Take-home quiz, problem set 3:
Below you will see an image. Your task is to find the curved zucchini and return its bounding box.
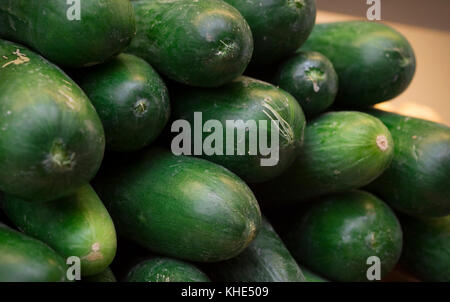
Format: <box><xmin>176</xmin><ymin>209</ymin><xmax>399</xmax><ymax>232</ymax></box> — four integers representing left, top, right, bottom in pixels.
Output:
<box><xmin>94</xmin><ymin>148</ymin><xmax>261</xmax><ymax>262</ymax></box>
<box><xmin>282</xmin><ymin>191</ymin><xmax>403</xmax><ymax>282</ymax></box>
<box><xmin>128</xmin><ymin>0</ymin><xmax>253</xmax><ymax>87</ymax></box>
<box><xmin>301</xmin><ymin>21</ymin><xmax>416</xmax><ymax>107</ymax></box>
<box><xmin>205</xmin><ymin>217</ymin><xmax>305</xmax><ymax>282</ymax></box>
<box><xmin>171</xmin><ymin>76</ymin><xmax>306</xmax><ymax>183</ymax></box>
<box><xmin>1</xmin><ymin>185</ymin><xmax>117</xmax><ymax>276</ymax></box>
<box><xmin>367</xmin><ymin>110</ymin><xmax>450</xmax><ymax>217</ymax></box>
<box><xmin>75</xmin><ymin>54</ymin><xmax>170</xmax><ymax>152</ymax></box>
<box><xmin>0</xmin><ymin>40</ymin><xmax>105</xmax><ymax>202</ymax></box>
<box><xmin>125</xmin><ymin>258</ymin><xmax>210</xmax><ymax>282</ymax></box>
<box><xmin>0</xmin><ymin>0</ymin><xmax>135</xmax><ymax>68</ymax></box>
<box><xmin>0</xmin><ymin>223</ymin><xmax>67</xmax><ymax>282</ymax></box>
<box><xmin>253</xmin><ymin>111</ymin><xmax>394</xmax><ymax>205</ymax></box>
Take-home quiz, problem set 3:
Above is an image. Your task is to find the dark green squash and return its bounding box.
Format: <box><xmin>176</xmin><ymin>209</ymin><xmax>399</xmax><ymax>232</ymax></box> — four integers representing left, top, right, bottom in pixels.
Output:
<box><xmin>282</xmin><ymin>191</ymin><xmax>403</xmax><ymax>282</ymax></box>
<box><xmin>94</xmin><ymin>148</ymin><xmax>261</xmax><ymax>262</ymax></box>
<box><xmin>128</xmin><ymin>0</ymin><xmax>253</xmax><ymax>87</ymax></box>
<box><xmin>0</xmin><ymin>39</ymin><xmax>105</xmax><ymax>202</ymax></box>
<box><xmin>301</xmin><ymin>21</ymin><xmax>416</xmax><ymax>107</ymax></box>
<box><xmin>76</xmin><ymin>54</ymin><xmax>170</xmax><ymax>152</ymax></box>
<box><xmin>0</xmin><ymin>0</ymin><xmax>135</xmax><ymax>68</ymax></box>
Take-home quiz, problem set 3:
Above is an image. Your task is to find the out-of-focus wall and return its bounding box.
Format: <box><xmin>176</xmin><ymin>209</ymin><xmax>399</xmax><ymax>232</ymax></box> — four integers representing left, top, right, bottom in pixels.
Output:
<box><xmin>315</xmin><ymin>0</ymin><xmax>450</xmax><ymax>125</ymax></box>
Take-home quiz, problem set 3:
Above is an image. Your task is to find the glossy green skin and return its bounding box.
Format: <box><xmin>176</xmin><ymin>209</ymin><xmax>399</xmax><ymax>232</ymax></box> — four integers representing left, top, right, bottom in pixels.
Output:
<box><xmin>0</xmin><ymin>40</ymin><xmax>105</xmax><ymax>202</ymax></box>
<box><xmin>300</xmin><ymin>266</ymin><xmax>328</xmax><ymax>282</ymax></box>
<box><xmin>283</xmin><ymin>191</ymin><xmax>403</xmax><ymax>282</ymax></box>
<box><xmin>301</xmin><ymin>21</ymin><xmax>416</xmax><ymax>107</ymax></box>
<box><xmin>171</xmin><ymin>76</ymin><xmax>306</xmax><ymax>183</ymax></box>
<box><xmin>206</xmin><ymin>217</ymin><xmax>305</xmax><ymax>282</ymax></box>
<box><xmin>273</xmin><ymin>51</ymin><xmax>338</xmax><ymax>117</ymax></box>
<box><xmin>0</xmin><ymin>223</ymin><xmax>67</xmax><ymax>282</ymax></box>
<box><xmin>225</xmin><ymin>0</ymin><xmax>316</xmax><ymax>66</ymax></box>
<box><xmin>95</xmin><ymin>148</ymin><xmax>262</xmax><ymax>262</ymax></box>
<box><xmin>400</xmin><ymin>215</ymin><xmax>450</xmax><ymax>282</ymax></box>
<box><xmin>1</xmin><ymin>185</ymin><xmax>117</xmax><ymax>276</ymax></box>
<box><xmin>252</xmin><ymin>111</ymin><xmax>394</xmax><ymax>205</ymax></box>
<box><xmin>83</xmin><ymin>267</ymin><xmax>117</xmax><ymax>282</ymax></box>
<box><xmin>125</xmin><ymin>258</ymin><xmax>210</xmax><ymax>282</ymax></box>
<box><xmin>367</xmin><ymin>110</ymin><xmax>450</xmax><ymax>217</ymax></box>
<box><xmin>76</xmin><ymin>54</ymin><xmax>170</xmax><ymax>152</ymax></box>
<box><xmin>128</xmin><ymin>0</ymin><xmax>253</xmax><ymax>87</ymax></box>
<box><xmin>0</xmin><ymin>0</ymin><xmax>135</xmax><ymax>68</ymax></box>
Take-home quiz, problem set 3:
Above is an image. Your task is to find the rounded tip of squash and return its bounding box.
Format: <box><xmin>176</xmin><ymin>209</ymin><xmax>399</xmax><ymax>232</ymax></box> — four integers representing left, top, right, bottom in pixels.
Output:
<box><xmin>133</xmin><ymin>99</ymin><xmax>149</xmax><ymax>117</ymax></box>
<box><xmin>44</xmin><ymin>139</ymin><xmax>76</xmax><ymax>172</ymax></box>
<box><xmin>376</xmin><ymin>135</ymin><xmax>389</xmax><ymax>151</ymax></box>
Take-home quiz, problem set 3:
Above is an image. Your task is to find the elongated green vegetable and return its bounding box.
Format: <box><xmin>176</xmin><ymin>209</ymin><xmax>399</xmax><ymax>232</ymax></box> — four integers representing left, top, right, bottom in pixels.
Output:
<box><xmin>171</xmin><ymin>76</ymin><xmax>305</xmax><ymax>183</ymax></box>
<box><xmin>224</xmin><ymin>0</ymin><xmax>316</xmax><ymax>66</ymax></box>
<box><xmin>367</xmin><ymin>110</ymin><xmax>450</xmax><ymax>217</ymax></box>
<box><xmin>0</xmin><ymin>39</ymin><xmax>105</xmax><ymax>202</ymax></box>
<box><xmin>273</xmin><ymin>51</ymin><xmax>338</xmax><ymax>117</ymax></box>
<box><xmin>253</xmin><ymin>111</ymin><xmax>394</xmax><ymax>205</ymax></box>
<box><xmin>282</xmin><ymin>191</ymin><xmax>402</xmax><ymax>282</ymax></box>
<box><xmin>2</xmin><ymin>185</ymin><xmax>117</xmax><ymax>276</ymax></box>
<box><xmin>128</xmin><ymin>0</ymin><xmax>253</xmax><ymax>87</ymax></box>
<box><xmin>95</xmin><ymin>148</ymin><xmax>262</xmax><ymax>262</ymax></box>
<box><xmin>75</xmin><ymin>54</ymin><xmax>170</xmax><ymax>152</ymax></box>
<box><xmin>0</xmin><ymin>223</ymin><xmax>67</xmax><ymax>282</ymax></box>
<box><xmin>0</xmin><ymin>0</ymin><xmax>135</xmax><ymax>68</ymax></box>
<box><xmin>301</xmin><ymin>21</ymin><xmax>416</xmax><ymax>107</ymax></box>
<box><xmin>125</xmin><ymin>258</ymin><xmax>210</xmax><ymax>282</ymax></box>
<box><xmin>205</xmin><ymin>217</ymin><xmax>305</xmax><ymax>282</ymax></box>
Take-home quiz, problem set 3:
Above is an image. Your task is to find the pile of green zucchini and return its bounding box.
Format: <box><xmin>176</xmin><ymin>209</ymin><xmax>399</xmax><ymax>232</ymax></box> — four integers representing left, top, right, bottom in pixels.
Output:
<box><xmin>0</xmin><ymin>0</ymin><xmax>449</xmax><ymax>283</ymax></box>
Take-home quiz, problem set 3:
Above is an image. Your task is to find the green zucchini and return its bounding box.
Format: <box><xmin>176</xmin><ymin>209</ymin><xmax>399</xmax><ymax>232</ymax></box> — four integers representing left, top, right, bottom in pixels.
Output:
<box><xmin>252</xmin><ymin>111</ymin><xmax>394</xmax><ymax>205</ymax></box>
<box><xmin>0</xmin><ymin>40</ymin><xmax>105</xmax><ymax>202</ymax></box>
<box><xmin>282</xmin><ymin>191</ymin><xmax>403</xmax><ymax>282</ymax></box>
<box><xmin>273</xmin><ymin>51</ymin><xmax>338</xmax><ymax>117</ymax></box>
<box><xmin>128</xmin><ymin>0</ymin><xmax>253</xmax><ymax>87</ymax></box>
<box><xmin>75</xmin><ymin>54</ymin><xmax>170</xmax><ymax>152</ymax></box>
<box><xmin>0</xmin><ymin>0</ymin><xmax>135</xmax><ymax>68</ymax></box>
<box><xmin>301</xmin><ymin>21</ymin><xmax>416</xmax><ymax>107</ymax></box>
<box><xmin>0</xmin><ymin>223</ymin><xmax>67</xmax><ymax>282</ymax></box>
<box><xmin>224</xmin><ymin>0</ymin><xmax>316</xmax><ymax>66</ymax></box>
<box><xmin>367</xmin><ymin>110</ymin><xmax>450</xmax><ymax>217</ymax></box>
<box><xmin>171</xmin><ymin>76</ymin><xmax>306</xmax><ymax>183</ymax></box>
<box><xmin>205</xmin><ymin>217</ymin><xmax>305</xmax><ymax>282</ymax></box>
<box><xmin>1</xmin><ymin>185</ymin><xmax>117</xmax><ymax>276</ymax></box>
<box><xmin>400</xmin><ymin>215</ymin><xmax>450</xmax><ymax>282</ymax></box>
<box><xmin>83</xmin><ymin>267</ymin><xmax>117</xmax><ymax>282</ymax></box>
<box><xmin>94</xmin><ymin>148</ymin><xmax>261</xmax><ymax>262</ymax></box>
<box><xmin>125</xmin><ymin>258</ymin><xmax>210</xmax><ymax>282</ymax></box>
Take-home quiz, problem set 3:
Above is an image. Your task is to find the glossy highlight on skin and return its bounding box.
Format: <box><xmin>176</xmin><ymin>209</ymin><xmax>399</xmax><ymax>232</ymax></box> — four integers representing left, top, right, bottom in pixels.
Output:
<box><xmin>367</xmin><ymin>109</ymin><xmax>450</xmax><ymax>217</ymax></box>
<box><xmin>128</xmin><ymin>0</ymin><xmax>253</xmax><ymax>87</ymax></box>
<box><xmin>94</xmin><ymin>148</ymin><xmax>262</xmax><ymax>262</ymax></box>
<box><xmin>2</xmin><ymin>185</ymin><xmax>117</xmax><ymax>276</ymax></box>
<box><xmin>0</xmin><ymin>0</ymin><xmax>136</xmax><ymax>68</ymax></box>
<box><xmin>301</xmin><ymin>21</ymin><xmax>416</xmax><ymax>107</ymax></box>
<box><xmin>252</xmin><ymin>111</ymin><xmax>394</xmax><ymax>205</ymax></box>
<box><xmin>0</xmin><ymin>40</ymin><xmax>105</xmax><ymax>202</ymax></box>
<box><xmin>282</xmin><ymin>191</ymin><xmax>403</xmax><ymax>282</ymax></box>
<box><xmin>75</xmin><ymin>54</ymin><xmax>170</xmax><ymax>152</ymax></box>
<box><xmin>171</xmin><ymin>76</ymin><xmax>306</xmax><ymax>183</ymax></box>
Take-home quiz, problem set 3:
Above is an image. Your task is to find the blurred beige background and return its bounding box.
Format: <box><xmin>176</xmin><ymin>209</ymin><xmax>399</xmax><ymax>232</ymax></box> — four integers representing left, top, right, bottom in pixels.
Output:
<box><xmin>316</xmin><ymin>0</ymin><xmax>450</xmax><ymax>125</ymax></box>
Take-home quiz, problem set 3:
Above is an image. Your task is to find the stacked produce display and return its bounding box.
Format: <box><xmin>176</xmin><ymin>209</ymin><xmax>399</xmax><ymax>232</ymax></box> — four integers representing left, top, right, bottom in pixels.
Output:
<box><xmin>0</xmin><ymin>0</ymin><xmax>449</xmax><ymax>283</ymax></box>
